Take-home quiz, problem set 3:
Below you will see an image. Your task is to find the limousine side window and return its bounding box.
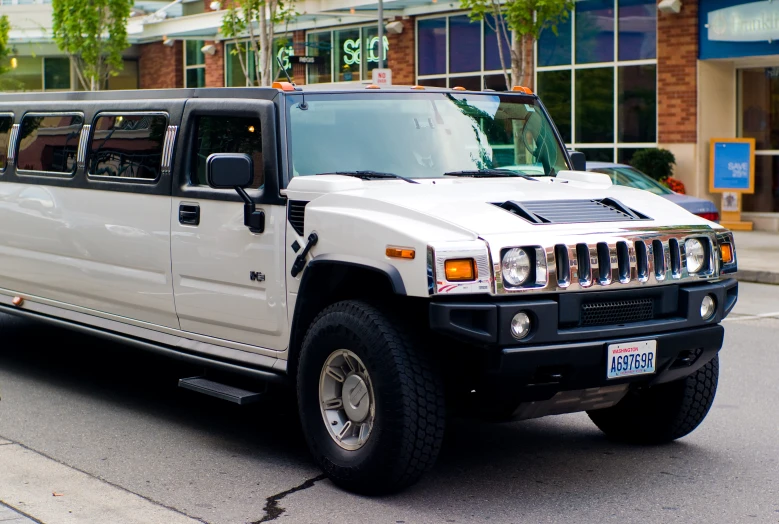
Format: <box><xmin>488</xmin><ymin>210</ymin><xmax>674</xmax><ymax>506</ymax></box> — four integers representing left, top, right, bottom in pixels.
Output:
<box><xmin>89</xmin><ymin>114</ymin><xmax>168</xmax><ymax>179</ymax></box>
<box><xmin>17</xmin><ymin>114</ymin><xmax>83</xmax><ymax>174</ymax></box>
<box><xmin>193</xmin><ymin>116</ymin><xmax>263</xmax><ymax>189</ymax></box>
<box><xmin>0</xmin><ymin>115</ymin><xmax>12</xmax><ymax>171</ymax></box>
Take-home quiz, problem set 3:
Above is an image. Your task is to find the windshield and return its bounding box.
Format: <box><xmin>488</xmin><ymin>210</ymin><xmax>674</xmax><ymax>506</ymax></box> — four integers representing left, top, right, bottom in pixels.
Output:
<box><xmin>590</xmin><ymin>166</ymin><xmax>673</xmax><ymax>195</ymax></box>
<box><xmin>288</xmin><ymin>92</ymin><xmax>568</xmax><ymax>179</ymax></box>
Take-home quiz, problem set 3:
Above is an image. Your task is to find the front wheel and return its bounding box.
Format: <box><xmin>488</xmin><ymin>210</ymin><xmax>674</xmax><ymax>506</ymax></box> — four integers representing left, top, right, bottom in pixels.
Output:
<box><xmin>587</xmin><ymin>356</ymin><xmax>719</xmax><ymax>444</ymax></box>
<box><xmin>297</xmin><ymin>300</ymin><xmax>445</xmax><ymax>494</ymax></box>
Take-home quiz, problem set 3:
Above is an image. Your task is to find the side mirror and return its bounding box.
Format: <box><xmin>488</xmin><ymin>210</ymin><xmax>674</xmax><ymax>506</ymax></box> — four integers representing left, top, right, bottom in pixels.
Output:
<box><xmin>206</xmin><ymin>153</ymin><xmax>254</xmax><ymax>189</ymax></box>
<box><xmin>205</xmin><ymin>153</ymin><xmax>265</xmax><ymax>234</ymax></box>
<box><xmin>568</xmin><ymin>150</ymin><xmax>586</xmax><ymax>172</ymax></box>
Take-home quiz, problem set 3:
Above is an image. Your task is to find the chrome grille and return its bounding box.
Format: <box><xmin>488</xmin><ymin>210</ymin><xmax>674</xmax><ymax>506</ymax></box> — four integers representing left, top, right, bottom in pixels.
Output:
<box><xmin>581</xmin><ymin>298</ymin><xmax>654</xmax><ymax>327</ymax></box>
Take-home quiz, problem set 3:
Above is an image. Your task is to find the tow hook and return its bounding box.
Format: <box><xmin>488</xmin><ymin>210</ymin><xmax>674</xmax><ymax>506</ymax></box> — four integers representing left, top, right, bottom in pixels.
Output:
<box><xmin>291</xmin><ymin>233</ymin><xmax>319</xmax><ymax>277</ymax></box>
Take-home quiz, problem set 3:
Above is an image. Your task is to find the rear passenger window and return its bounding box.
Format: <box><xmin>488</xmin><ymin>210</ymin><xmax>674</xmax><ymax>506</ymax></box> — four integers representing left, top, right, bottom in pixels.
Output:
<box><xmin>193</xmin><ymin>116</ymin><xmax>263</xmax><ymax>189</ymax></box>
<box><xmin>0</xmin><ymin>115</ymin><xmax>12</xmax><ymax>171</ymax></box>
<box><xmin>89</xmin><ymin>114</ymin><xmax>168</xmax><ymax>180</ymax></box>
<box><xmin>17</xmin><ymin>114</ymin><xmax>83</xmax><ymax>174</ymax></box>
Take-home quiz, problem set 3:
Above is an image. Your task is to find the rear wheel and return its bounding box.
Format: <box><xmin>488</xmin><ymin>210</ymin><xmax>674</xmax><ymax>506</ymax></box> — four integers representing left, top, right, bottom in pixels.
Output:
<box><xmin>297</xmin><ymin>300</ymin><xmax>445</xmax><ymax>494</ymax></box>
<box><xmin>587</xmin><ymin>356</ymin><xmax>719</xmax><ymax>444</ymax></box>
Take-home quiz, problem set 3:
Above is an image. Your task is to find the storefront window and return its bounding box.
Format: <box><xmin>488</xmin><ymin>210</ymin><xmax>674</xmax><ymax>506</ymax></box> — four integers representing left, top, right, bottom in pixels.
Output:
<box><xmin>484</xmin><ymin>15</ymin><xmax>513</xmax><ymax>71</ymax></box>
<box><xmin>334</xmin><ymin>28</ymin><xmax>361</xmax><ymax>82</ymax></box>
<box><xmin>185</xmin><ymin>40</ymin><xmax>206</xmax><ymax>88</ymax></box>
<box><xmin>273</xmin><ymin>36</ymin><xmax>294</xmax><ymax>82</ymax></box>
<box><xmin>225</xmin><ymin>43</ymin><xmax>248</xmax><ymax>87</ymax></box>
<box><xmin>44</xmin><ymin>57</ymin><xmax>70</xmax><ymax>90</ymax></box>
<box><xmin>306</xmin><ymin>25</ymin><xmax>389</xmax><ymax>84</ymax></box>
<box><xmin>306</xmin><ymin>32</ymin><xmax>333</xmax><ymax>84</ymax></box>
<box><xmin>2</xmin><ymin>56</ymin><xmax>43</xmax><ymax>91</ymax></box>
<box><xmin>449</xmin><ymin>15</ymin><xmax>481</xmax><ymax>73</ymax></box>
<box><xmin>537</xmin><ymin>0</ymin><xmax>657</xmax><ymax>161</ymax></box>
<box><xmin>417</xmin><ymin>18</ymin><xmax>446</xmax><ymax>76</ymax></box>
<box><xmin>362</xmin><ymin>26</ymin><xmax>388</xmax><ymax>76</ymax></box>
<box><xmin>108</xmin><ymin>60</ymin><xmax>139</xmax><ymax>90</ymax></box>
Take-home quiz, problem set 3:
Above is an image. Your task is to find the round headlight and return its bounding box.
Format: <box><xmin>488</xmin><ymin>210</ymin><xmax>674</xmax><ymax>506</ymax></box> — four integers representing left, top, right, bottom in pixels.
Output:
<box><xmin>511</xmin><ymin>311</ymin><xmax>532</xmax><ymax>339</ymax></box>
<box><xmin>502</xmin><ymin>248</ymin><xmax>531</xmax><ymax>286</ymax></box>
<box><xmin>685</xmin><ymin>239</ymin><xmax>706</xmax><ymax>273</ymax></box>
<box><xmin>700</xmin><ymin>294</ymin><xmax>716</xmax><ymax>320</ymax></box>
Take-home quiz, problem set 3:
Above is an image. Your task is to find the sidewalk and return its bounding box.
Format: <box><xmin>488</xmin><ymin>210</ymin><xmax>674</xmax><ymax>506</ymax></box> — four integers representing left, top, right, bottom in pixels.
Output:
<box><xmin>733</xmin><ymin>231</ymin><xmax>779</xmax><ymax>285</ymax></box>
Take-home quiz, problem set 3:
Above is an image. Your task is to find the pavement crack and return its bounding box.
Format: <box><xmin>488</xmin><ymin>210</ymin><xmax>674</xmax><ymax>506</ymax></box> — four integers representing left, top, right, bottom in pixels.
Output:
<box><xmin>252</xmin><ymin>474</ymin><xmax>327</xmax><ymax>523</ymax></box>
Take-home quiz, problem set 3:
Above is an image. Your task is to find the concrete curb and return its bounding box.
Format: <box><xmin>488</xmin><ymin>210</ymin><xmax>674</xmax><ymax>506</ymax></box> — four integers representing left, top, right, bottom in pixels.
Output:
<box><xmin>735</xmin><ymin>270</ymin><xmax>779</xmax><ymax>286</ymax></box>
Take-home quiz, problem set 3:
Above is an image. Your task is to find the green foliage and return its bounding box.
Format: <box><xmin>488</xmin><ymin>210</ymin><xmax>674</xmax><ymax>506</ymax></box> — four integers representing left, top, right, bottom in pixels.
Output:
<box><xmin>630</xmin><ymin>148</ymin><xmax>676</xmax><ymax>181</ymax></box>
<box><xmin>460</xmin><ymin>0</ymin><xmax>573</xmax><ymax>41</ymax></box>
<box><xmin>52</xmin><ymin>0</ymin><xmax>133</xmax><ymax>90</ymax></box>
<box><xmin>0</xmin><ymin>15</ymin><xmax>10</xmax><ymax>76</ymax></box>
<box><xmin>220</xmin><ymin>0</ymin><xmax>297</xmax><ymax>86</ymax></box>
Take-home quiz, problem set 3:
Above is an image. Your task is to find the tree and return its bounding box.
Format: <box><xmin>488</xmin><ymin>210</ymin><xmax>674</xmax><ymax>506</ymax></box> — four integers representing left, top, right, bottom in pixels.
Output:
<box><xmin>0</xmin><ymin>15</ymin><xmax>11</xmax><ymax>76</ymax></box>
<box><xmin>220</xmin><ymin>0</ymin><xmax>296</xmax><ymax>87</ymax></box>
<box><xmin>460</xmin><ymin>0</ymin><xmax>573</xmax><ymax>90</ymax></box>
<box><xmin>52</xmin><ymin>0</ymin><xmax>134</xmax><ymax>91</ymax></box>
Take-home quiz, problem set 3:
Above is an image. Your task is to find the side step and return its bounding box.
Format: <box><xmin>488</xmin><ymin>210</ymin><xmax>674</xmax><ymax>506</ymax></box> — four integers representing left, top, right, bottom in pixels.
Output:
<box><xmin>178</xmin><ymin>376</ymin><xmax>264</xmax><ymax>405</ymax></box>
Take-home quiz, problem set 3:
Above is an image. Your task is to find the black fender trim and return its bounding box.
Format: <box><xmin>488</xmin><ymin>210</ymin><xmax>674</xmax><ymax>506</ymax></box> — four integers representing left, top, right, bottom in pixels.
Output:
<box><xmin>305</xmin><ymin>254</ymin><xmax>407</xmax><ymax>295</ymax></box>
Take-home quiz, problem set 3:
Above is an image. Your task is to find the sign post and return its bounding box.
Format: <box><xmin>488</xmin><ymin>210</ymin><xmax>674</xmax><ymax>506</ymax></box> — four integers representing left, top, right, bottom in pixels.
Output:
<box><xmin>709</xmin><ymin>138</ymin><xmax>755</xmax><ymax>230</ymax></box>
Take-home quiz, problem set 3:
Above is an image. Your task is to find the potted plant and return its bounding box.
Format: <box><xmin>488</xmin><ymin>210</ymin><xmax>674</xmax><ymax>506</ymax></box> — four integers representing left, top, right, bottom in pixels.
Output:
<box><xmin>630</xmin><ymin>148</ymin><xmax>686</xmax><ymax>194</ymax></box>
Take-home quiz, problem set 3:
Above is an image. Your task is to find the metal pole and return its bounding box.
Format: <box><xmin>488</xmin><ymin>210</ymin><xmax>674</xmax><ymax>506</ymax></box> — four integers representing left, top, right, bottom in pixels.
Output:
<box><xmin>377</xmin><ymin>0</ymin><xmax>384</xmax><ymax>70</ymax></box>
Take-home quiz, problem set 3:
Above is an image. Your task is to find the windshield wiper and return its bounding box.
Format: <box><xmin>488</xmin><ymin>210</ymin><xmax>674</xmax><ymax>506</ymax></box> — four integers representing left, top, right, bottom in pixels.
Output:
<box><xmin>443</xmin><ymin>169</ymin><xmax>537</xmax><ymax>181</ymax></box>
<box><xmin>315</xmin><ymin>170</ymin><xmax>419</xmax><ymax>184</ymax></box>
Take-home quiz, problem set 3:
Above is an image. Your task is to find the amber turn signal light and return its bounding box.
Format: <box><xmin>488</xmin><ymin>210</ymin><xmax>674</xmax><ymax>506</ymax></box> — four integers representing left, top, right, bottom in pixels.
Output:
<box><xmin>445</xmin><ymin>259</ymin><xmax>476</xmax><ymax>281</ymax></box>
<box><xmin>721</xmin><ymin>243</ymin><xmax>734</xmax><ymax>264</ymax></box>
<box><xmin>386</xmin><ymin>246</ymin><xmax>415</xmax><ymax>260</ymax></box>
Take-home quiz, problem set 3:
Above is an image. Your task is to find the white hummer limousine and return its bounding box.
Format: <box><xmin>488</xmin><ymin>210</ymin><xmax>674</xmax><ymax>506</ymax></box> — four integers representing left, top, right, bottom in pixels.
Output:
<box><xmin>0</xmin><ymin>84</ymin><xmax>737</xmax><ymax>494</ymax></box>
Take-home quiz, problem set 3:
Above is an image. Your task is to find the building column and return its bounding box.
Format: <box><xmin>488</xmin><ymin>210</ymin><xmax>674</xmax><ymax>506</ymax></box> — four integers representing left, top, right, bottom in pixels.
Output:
<box><xmin>387</xmin><ymin>17</ymin><xmax>415</xmax><ymax>86</ymax></box>
<box><xmin>657</xmin><ymin>0</ymin><xmax>699</xmax><ymax>196</ymax></box>
<box><xmin>139</xmin><ymin>41</ymin><xmax>184</xmax><ymax>89</ymax></box>
<box><xmin>292</xmin><ymin>30</ymin><xmax>307</xmax><ymax>85</ymax></box>
<box><xmin>205</xmin><ymin>41</ymin><xmax>225</xmax><ymax>87</ymax></box>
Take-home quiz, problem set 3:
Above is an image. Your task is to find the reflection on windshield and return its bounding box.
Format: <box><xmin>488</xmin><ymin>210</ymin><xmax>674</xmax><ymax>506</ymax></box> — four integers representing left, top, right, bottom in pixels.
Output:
<box><xmin>289</xmin><ymin>93</ymin><xmax>568</xmax><ymax>179</ymax></box>
<box><xmin>592</xmin><ymin>167</ymin><xmax>673</xmax><ymax>195</ymax></box>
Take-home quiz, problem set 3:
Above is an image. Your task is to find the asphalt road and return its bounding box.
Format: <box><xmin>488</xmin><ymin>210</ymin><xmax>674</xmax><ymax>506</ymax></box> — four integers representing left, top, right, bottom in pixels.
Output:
<box><xmin>0</xmin><ymin>282</ymin><xmax>777</xmax><ymax>524</ymax></box>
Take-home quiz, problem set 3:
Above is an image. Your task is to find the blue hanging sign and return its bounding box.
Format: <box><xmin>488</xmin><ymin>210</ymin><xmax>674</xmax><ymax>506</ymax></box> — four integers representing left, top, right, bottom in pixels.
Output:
<box><xmin>709</xmin><ymin>138</ymin><xmax>755</xmax><ymax>193</ymax></box>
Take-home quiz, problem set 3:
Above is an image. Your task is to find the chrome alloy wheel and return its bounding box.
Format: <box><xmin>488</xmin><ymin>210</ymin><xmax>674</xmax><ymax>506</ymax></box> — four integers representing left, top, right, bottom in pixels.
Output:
<box><xmin>319</xmin><ymin>349</ymin><xmax>376</xmax><ymax>451</ymax></box>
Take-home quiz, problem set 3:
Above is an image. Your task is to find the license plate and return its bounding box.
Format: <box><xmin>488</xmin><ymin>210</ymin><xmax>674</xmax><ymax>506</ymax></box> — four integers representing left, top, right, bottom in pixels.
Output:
<box><xmin>607</xmin><ymin>340</ymin><xmax>657</xmax><ymax>379</ymax></box>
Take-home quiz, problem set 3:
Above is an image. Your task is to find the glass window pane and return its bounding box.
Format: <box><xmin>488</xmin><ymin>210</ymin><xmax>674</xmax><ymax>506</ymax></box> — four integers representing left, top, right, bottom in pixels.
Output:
<box><xmin>484</xmin><ymin>15</ymin><xmax>512</xmax><ymax>71</ymax></box>
<box><xmin>89</xmin><ymin>114</ymin><xmax>167</xmax><ymax>179</ymax></box>
<box><xmin>617</xmin><ymin>148</ymin><xmax>641</xmax><ymax>164</ymax></box>
<box><xmin>740</xmin><ymin>68</ymin><xmax>779</xmax><ymax>150</ymax></box>
<box><xmin>575</xmin><ymin>67</ymin><xmax>614</xmax><ymax>142</ymax></box>
<box><xmin>618</xmin><ymin>0</ymin><xmax>656</xmax><ymax>60</ymax></box>
<box><xmin>307</xmin><ymin>32</ymin><xmax>333</xmax><ymax>84</ymax></box>
<box><xmin>334</xmin><ymin>29</ymin><xmax>361</xmax><ymax>82</ymax></box>
<box><xmin>362</xmin><ymin>26</ymin><xmax>389</xmax><ymax>78</ymax></box>
<box><xmin>193</xmin><ymin>116</ymin><xmax>263</xmax><ymax>188</ymax></box>
<box><xmin>417</xmin><ymin>18</ymin><xmax>446</xmax><ymax>76</ymax></box>
<box><xmin>537</xmin><ymin>17</ymin><xmax>572</xmax><ymax>67</ymax></box>
<box><xmin>417</xmin><ymin>77</ymin><xmax>446</xmax><ymax>88</ymax></box>
<box><xmin>186</xmin><ymin>67</ymin><xmax>205</xmax><ymax>88</ymax></box>
<box><xmin>537</xmin><ymin>70</ymin><xmax>572</xmax><ymax>143</ymax></box>
<box><xmin>449</xmin><ymin>15</ymin><xmax>481</xmax><ymax>73</ymax></box>
<box><xmin>186</xmin><ymin>40</ymin><xmax>205</xmax><ymax>66</ymax></box>
<box><xmin>575</xmin><ymin>0</ymin><xmax>615</xmax><ymax>64</ymax></box>
<box><xmin>225</xmin><ymin>43</ymin><xmax>247</xmax><ymax>87</ymax></box>
<box><xmin>484</xmin><ymin>73</ymin><xmax>510</xmax><ymax>91</ymax></box>
<box><xmin>743</xmin><ymin>156</ymin><xmax>779</xmax><ymax>212</ymax></box>
<box><xmin>44</xmin><ymin>57</ymin><xmax>70</xmax><ymax>90</ymax></box>
<box><xmin>18</xmin><ymin>114</ymin><xmax>83</xmax><ymax>173</ymax></box>
<box><xmin>0</xmin><ymin>116</ymin><xmax>13</xmax><ymax>170</ymax></box>
<box><xmin>618</xmin><ymin>64</ymin><xmax>656</xmax><ymax>143</ymax></box>
<box><xmin>3</xmin><ymin>56</ymin><xmax>43</xmax><ymax>91</ymax></box>
<box><xmin>448</xmin><ymin>76</ymin><xmax>481</xmax><ymax>91</ymax></box>
<box><xmin>273</xmin><ymin>35</ymin><xmax>294</xmax><ymax>82</ymax></box>
<box><xmin>579</xmin><ymin>147</ymin><xmax>614</xmax><ymax>162</ymax></box>
<box><xmin>108</xmin><ymin>60</ymin><xmax>139</xmax><ymax>90</ymax></box>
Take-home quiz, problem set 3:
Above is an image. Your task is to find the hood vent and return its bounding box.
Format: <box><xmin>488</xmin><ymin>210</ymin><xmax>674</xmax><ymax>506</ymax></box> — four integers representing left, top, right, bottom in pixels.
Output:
<box><xmin>494</xmin><ymin>198</ymin><xmax>650</xmax><ymax>224</ymax></box>
<box><xmin>288</xmin><ymin>200</ymin><xmax>308</xmax><ymax>236</ymax></box>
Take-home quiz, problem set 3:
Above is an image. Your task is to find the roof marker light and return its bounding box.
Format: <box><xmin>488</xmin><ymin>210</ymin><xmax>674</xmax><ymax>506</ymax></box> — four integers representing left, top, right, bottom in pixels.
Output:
<box><xmin>272</xmin><ymin>81</ymin><xmax>295</xmax><ymax>91</ymax></box>
<box><xmin>452</xmin><ymin>86</ymin><xmax>467</xmax><ymax>91</ymax></box>
<box><xmin>411</xmin><ymin>85</ymin><xmax>425</xmax><ymax>90</ymax></box>
<box><xmin>512</xmin><ymin>86</ymin><xmax>533</xmax><ymax>94</ymax></box>
<box><xmin>365</xmin><ymin>84</ymin><xmax>380</xmax><ymax>89</ymax></box>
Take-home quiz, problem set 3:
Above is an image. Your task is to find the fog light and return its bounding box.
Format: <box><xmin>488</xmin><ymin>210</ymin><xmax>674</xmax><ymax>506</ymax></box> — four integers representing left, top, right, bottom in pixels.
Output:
<box><xmin>700</xmin><ymin>294</ymin><xmax>716</xmax><ymax>320</ymax></box>
<box><xmin>510</xmin><ymin>311</ymin><xmax>532</xmax><ymax>340</ymax></box>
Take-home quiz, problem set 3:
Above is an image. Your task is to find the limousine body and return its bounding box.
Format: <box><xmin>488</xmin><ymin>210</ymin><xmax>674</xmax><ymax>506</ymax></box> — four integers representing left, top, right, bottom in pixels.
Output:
<box><xmin>0</xmin><ymin>85</ymin><xmax>737</xmax><ymax>493</ymax></box>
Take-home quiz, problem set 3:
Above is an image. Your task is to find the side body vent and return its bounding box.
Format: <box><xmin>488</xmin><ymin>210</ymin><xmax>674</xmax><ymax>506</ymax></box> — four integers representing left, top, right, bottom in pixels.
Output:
<box><xmin>495</xmin><ymin>198</ymin><xmax>650</xmax><ymax>224</ymax></box>
<box><xmin>288</xmin><ymin>200</ymin><xmax>308</xmax><ymax>236</ymax></box>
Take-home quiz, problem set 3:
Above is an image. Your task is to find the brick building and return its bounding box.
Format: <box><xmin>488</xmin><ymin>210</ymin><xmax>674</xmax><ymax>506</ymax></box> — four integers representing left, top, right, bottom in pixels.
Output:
<box><xmin>3</xmin><ymin>0</ymin><xmax>779</xmax><ymax>227</ymax></box>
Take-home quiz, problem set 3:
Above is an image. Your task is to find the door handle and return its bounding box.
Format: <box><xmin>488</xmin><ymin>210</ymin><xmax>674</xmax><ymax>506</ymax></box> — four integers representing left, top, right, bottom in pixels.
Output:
<box><xmin>179</xmin><ymin>204</ymin><xmax>200</xmax><ymax>226</ymax></box>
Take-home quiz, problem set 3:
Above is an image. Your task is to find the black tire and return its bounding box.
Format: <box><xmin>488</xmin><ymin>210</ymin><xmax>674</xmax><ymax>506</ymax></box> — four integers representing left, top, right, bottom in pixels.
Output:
<box><xmin>587</xmin><ymin>356</ymin><xmax>719</xmax><ymax>444</ymax></box>
<box><xmin>297</xmin><ymin>300</ymin><xmax>445</xmax><ymax>494</ymax></box>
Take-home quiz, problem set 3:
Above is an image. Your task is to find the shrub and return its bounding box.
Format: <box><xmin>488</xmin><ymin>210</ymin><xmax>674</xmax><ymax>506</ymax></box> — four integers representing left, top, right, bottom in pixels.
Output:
<box><xmin>630</xmin><ymin>148</ymin><xmax>676</xmax><ymax>182</ymax></box>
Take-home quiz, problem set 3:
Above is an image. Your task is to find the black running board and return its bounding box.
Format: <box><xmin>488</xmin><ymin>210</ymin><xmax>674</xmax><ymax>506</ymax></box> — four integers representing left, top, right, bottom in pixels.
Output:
<box><xmin>179</xmin><ymin>376</ymin><xmax>265</xmax><ymax>404</ymax></box>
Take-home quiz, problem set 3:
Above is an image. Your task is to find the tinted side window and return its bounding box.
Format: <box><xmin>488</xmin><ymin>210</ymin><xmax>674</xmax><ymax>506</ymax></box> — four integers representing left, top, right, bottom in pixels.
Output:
<box><xmin>193</xmin><ymin>116</ymin><xmax>263</xmax><ymax>189</ymax></box>
<box><xmin>89</xmin><ymin>114</ymin><xmax>168</xmax><ymax>180</ymax></box>
<box><xmin>0</xmin><ymin>116</ymin><xmax>12</xmax><ymax>171</ymax></box>
<box><xmin>18</xmin><ymin>114</ymin><xmax>83</xmax><ymax>174</ymax></box>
